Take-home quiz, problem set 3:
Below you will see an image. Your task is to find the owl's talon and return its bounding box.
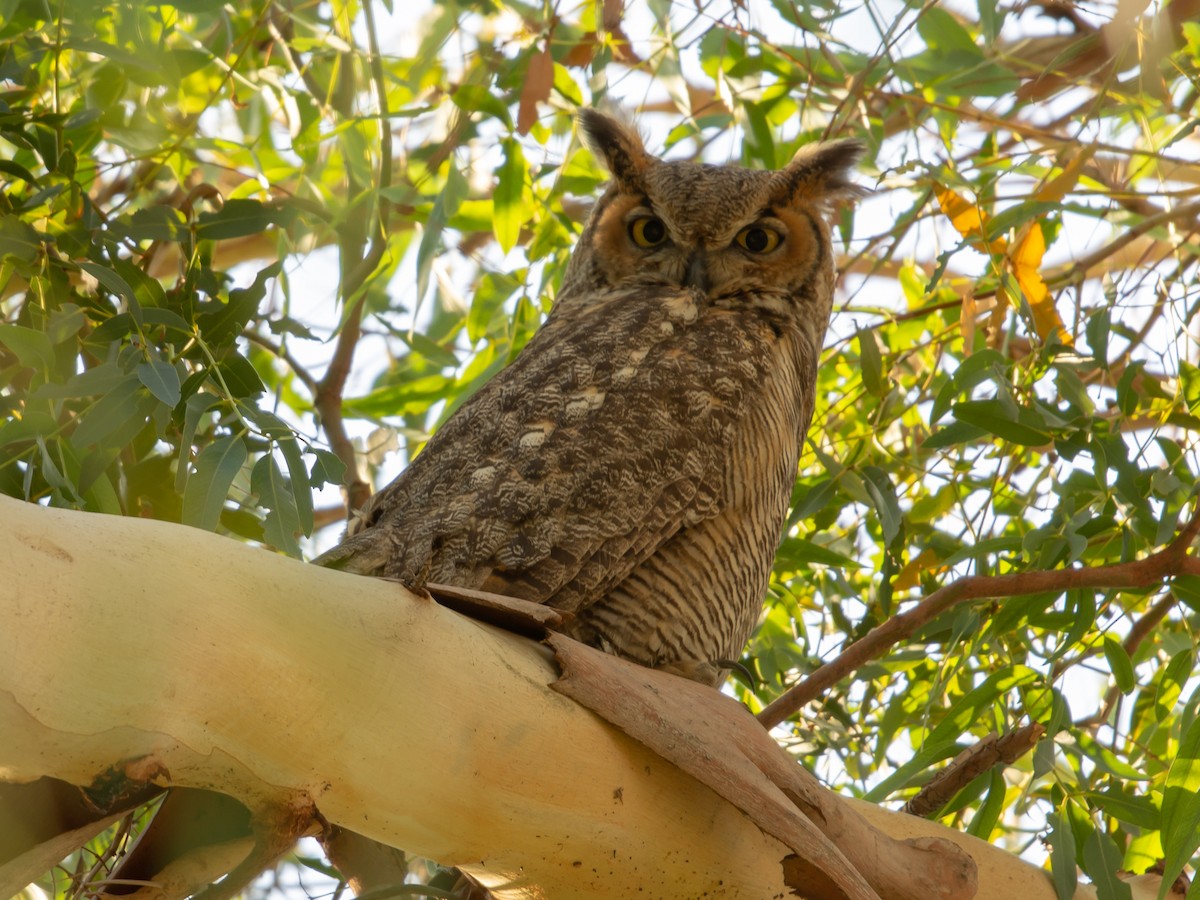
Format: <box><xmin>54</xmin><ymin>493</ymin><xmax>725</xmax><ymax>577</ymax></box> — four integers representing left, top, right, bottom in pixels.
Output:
<box><xmin>715</xmin><ymin>658</ymin><xmax>758</xmax><ymax>689</ymax></box>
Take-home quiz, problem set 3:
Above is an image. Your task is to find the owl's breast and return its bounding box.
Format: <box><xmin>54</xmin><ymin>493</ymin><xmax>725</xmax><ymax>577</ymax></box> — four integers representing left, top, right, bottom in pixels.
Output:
<box><xmin>559</xmin><ymin>300</ymin><xmax>820</xmax><ymax>676</ymax></box>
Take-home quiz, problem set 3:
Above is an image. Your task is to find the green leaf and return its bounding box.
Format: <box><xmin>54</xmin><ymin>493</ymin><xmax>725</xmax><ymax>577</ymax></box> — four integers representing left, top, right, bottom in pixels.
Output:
<box><xmin>416</xmin><ymin>164</ymin><xmax>469</xmax><ymax>302</ymax></box>
<box><xmin>1084</xmin><ymin>790</ymin><xmax>1159</xmax><ymax>831</ymax></box>
<box><xmin>78</xmin><ymin>260</ymin><xmax>143</xmax><ymax>328</ymax></box>
<box><xmin>397</xmin><ymin>329</ymin><xmax>460</xmax><ymax>370</ymax></box>
<box><xmin>117</xmin><ymin>206</ymin><xmax>189</xmax><ymax>242</ymax></box>
<box><xmin>922</xmin><ymin>420</ymin><xmax>990</xmax><ymax>450</ymax></box>
<box><xmin>775</xmin><ymin>537</ymin><xmax>864</xmax><ymax>569</ymax></box>
<box><xmin>1161</xmin><ymin>714</ymin><xmax>1200</xmax><ymax>897</ymax></box>
<box><xmin>0</xmin><ymin>159</ymin><xmax>39</xmax><ymax>186</ymax></box>
<box><xmin>242</xmin><ymin>406</ymin><xmax>312</xmax><ymax>536</ymax></box>
<box><xmin>468</xmin><ymin>271</ymin><xmax>521</xmax><ymax>343</ymax></box>
<box><xmin>857</xmin><ymin>329</ymin><xmax>885</xmax><ymax>396</ymax></box>
<box><xmin>343</xmin><ymin>375</ymin><xmax>454</xmax><ymax>417</ymax></box>
<box><xmin>953</xmin><ymin>399</ymin><xmax>1051</xmax><ymax>446</ymax></box>
<box><xmin>1180</xmin><ymin>361</ymin><xmax>1200</xmax><ymax>415</ymax></box>
<box><xmin>1062</xmin><ymin>590</ymin><xmax>1097</xmax><ymax>657</ymax></box>
<box><xmin>177</xmin><ymin>392</ymin><xmax>223</xmax><ymax>494</ymax></box>
<box><xmin>1116</xmin><ymin>362</ymin><xmax>1144</xmax><ymax>416</ymax></box>
<box><xmin>0</xmin><ymin>215</ymin><xmax>42</xmax><ymax>263</ymax></box>
<box><xmin>309</xmin><ymin>449</ymin><xmax>347</xmax><ymax>488</ymax></box>
<box><xmin>278</xmin><ymin>436</ymin><xmax>313</xmax><ymax>535</ymax></box>
<box><xmin>137</xmin><ymin>359</ymin><xmax>182</xmax><ymax>408</ymax></box>
<box><xmin>917</xmin><ymin>8</ymin><xmax>980</xmax><ymax>55</ymax></box>
<box><xmin>0</xmin><ymin>411</ymin><xmax>58</xmax><ymax>449</ymax></box>
<box><xmin>863</xmin><ymin>740</ymin><xmax>963</xmax><ymax>801</ymax></box>
<box><xmin>1047</xmin><ymin>809</ymin><xmax>1078</xmax><ymax>900</ymax></box>
<box><xmin>1173</xmin><ymin>575</ymin><xmax>1200</xmax><ymax>614</ymax></box>
<box><xmin>494</xmin><ymin>138</ymin><xmax>528</xmax><ymax>254</ymax></box>
<box><xmin>77</xmin><ymin>260</ymin><xmax>136</xmax><ymax>300</ymax></box>
<box><xmin>451</xmin><ymin>84</ymin><xmax>513</xmax><ymax>127</ymax></box>
<box><xmin>142</xmin><ymin>307</ymin><xmax>194</xmax><ymax>335</ymax></box>
<box><xmin>47</xmin><ymin>304</ymin><xmax>87</xmax><ymax>345</ymax></box>
<box><xmin>251</xmin><ymin>455</ymin><xmax>301</xmax><ymax>556</ymax></box>
<box><xmin>1158</xmin><ymin>648</ymin><xmax>1194</xmax><ymax>714</ymax></box>
<box><xmin>1086</xmin><ymin>306</ymin><xmax>1111</xmax><ymax>365</ymax></box>
<box><xmin>0</xmin><ymin>323</ymin><xmax>54</xmax><ymax>369</ymax></box>
<box><xmin>965</xmin><ymin>768</ymin><xmax>1005</xmax><ymax>838</ymax></box>
<box><xmin>71</xmin><ymin>373</ymin><xmax>144</xmax><ymax>447</ymax></box>
<box><xmin>1080</xmin><ymin>828</ymin><xmax>1132</xmax><ymax>900</ymax></box>
<box><xmin>1102</xmin><ymin>635</ymin><xmax>1135</xmax><ymax>695</ymax></box>
<box><xmin>214</xmin><ymin>353</ymin><xmax>265</xmax><ymax>399</ymax></box>
<box><xmin>788</xmin><ymin>477</ymin><xmax>838</xmax><ymax>526</ymax></box>
<box><xmin>986</xmin><ymin>200</ymin><xmax>1064</xmax><ymax>238</ymax></box>
<box><xmin>861</xmin><ymin>465</ymin><xmax>902</xmax><ymax>545</ymax></box>
<box><xmin>32</xmin><ymin>360</ymin><xmax>130</xmax><ymax>400</ymax></box>
<box><xmin>36</xmin><ymin>436</ymin><xmax>79</xmax><ymax>503</ymax></box>
<box><xmin>112</xmin><ymin>257</ymin><xmax>167</xmax><ymax>307</ymax></box>
<box><xmin>195</xmin><ymin>199</ymin><xmax>293</xmax><ymax>240</ymax></box>
<box><xmin>182</xmin><ymin>435</ymin><xmax>247</xmax><ymax>532</ymax></box>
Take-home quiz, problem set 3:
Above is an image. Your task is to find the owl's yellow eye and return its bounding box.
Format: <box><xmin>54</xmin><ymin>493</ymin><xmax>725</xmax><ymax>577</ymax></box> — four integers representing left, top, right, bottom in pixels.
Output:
<box><xmin>735</xmin><ymin>225</ymin><xmax>781</xmax><ymax>254</ymax></box>
<box><xmin>629</xmin><ymin>217</ymin><xmax>668</xmax><ymax>248</ymax></box>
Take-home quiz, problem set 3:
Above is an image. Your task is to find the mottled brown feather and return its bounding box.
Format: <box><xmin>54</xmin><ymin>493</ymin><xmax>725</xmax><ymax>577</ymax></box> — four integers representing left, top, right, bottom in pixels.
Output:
<box><xmin>314</xmin><ymin>112</ymin><xmax>863</xmax><ymax>685</ymax></box>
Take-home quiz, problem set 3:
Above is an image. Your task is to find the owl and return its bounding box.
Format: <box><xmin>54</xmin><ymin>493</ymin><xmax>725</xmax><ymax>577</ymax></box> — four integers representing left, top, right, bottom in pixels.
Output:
<box><xmin>315</xmin><ymin>110</ymin><xmax>863</xmax><ymax>685</ymax></box>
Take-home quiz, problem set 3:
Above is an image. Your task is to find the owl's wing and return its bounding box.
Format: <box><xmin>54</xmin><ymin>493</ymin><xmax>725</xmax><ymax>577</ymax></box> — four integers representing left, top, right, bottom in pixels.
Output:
<box><xmin>315</xmin><ymin>286</ymin><xmax>784</xmax><ymax>613</ymax></box>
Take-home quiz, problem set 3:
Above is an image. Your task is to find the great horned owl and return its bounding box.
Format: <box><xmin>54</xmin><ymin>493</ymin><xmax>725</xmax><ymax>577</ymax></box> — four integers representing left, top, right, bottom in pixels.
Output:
<box><xmin>315</xmin><ymin>110</ymin><xmax>863</xmax><ymax>685</ymax></box>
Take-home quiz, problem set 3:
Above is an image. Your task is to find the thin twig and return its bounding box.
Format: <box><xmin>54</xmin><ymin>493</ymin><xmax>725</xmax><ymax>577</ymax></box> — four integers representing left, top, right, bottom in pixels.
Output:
<box><xmin>243</xmin><ymin>330</ymin><xmax>320</xmax><ymax>396</ymax></box>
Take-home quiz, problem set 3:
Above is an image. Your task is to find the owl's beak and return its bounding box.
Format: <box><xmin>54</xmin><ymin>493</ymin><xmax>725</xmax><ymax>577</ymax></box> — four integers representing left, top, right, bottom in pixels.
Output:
<box><xmin>684</xmin><ymin>254</ymin><xmax>710</xmax><ymax>293</ymax></box>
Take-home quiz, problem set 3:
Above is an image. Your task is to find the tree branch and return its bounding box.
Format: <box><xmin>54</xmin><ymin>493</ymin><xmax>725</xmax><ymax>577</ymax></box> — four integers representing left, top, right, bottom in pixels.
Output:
<box><xmin>0</xmin><ymin>496</ymin><xmax>1164</xmax><ymax>900</ymax></box>
<box><xmin>757</xmin><ymin>504</ymin><xmax>1200</xmax><ymax>730</ymax></box>
<box><xmin>903</xmin><ymin>724</ymin><xmax>1045</xmax><ymax>819</ymax></box>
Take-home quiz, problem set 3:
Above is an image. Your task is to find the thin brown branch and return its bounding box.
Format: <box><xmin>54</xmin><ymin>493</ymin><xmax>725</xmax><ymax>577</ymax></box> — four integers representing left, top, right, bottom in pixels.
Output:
<box><xmin>313</xmin><ymin>503</ymin><xmax>349</xmax><ymax>533</ymax></box>
<box><xmin>313</xmin><ymin>0</ymin><xmax>395</xmax><ymax>518</ymax></box>
<box><xmin>243</xmin><ymin>330</ymin><xmax>319</xmax><ymax>397</ymax></box>
<box><xmin>1051</xmin><ymin>199</ymin><xmax>1200</xmax><ymax>284</ymax></box>
<box><xmin>312</xmin><ymin>287</ymin><xmax>370</xmax><ymax>517</ymax></box>
<box><xmin>903</xmin><ymin>724</ymin><xmax>1045</xmax><ymax>818</ymax></box>
<box><xmin>757</xmin><ymin>504</ymin><xmax>1200</xmax><ymax>731</ymax></box>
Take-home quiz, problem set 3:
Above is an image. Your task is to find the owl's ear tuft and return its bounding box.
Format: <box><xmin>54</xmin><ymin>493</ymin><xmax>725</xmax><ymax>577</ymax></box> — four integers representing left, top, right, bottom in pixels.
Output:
<box><xmin>771</xmin><ymin>138</ymin><xmax>868</xmax><ymax>209</ymax></box>
<box><xmin>578</xmin><ymin>109</ymin><xmax>652</xmax><ymax>190</ymax></box>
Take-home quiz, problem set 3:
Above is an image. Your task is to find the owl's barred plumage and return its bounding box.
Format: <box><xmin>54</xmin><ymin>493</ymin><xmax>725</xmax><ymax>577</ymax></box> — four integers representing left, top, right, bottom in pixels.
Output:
<box><xmin>315</xmin><ymin>111</ymin><xmax>863</xmax><ymax>684</ymax></box>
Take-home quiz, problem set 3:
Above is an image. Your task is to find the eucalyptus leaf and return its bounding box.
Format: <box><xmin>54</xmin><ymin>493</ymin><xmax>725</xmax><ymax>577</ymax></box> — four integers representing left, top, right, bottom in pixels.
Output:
<box><xmin>182</xmin><ymin>435</ymin><xmax>248</xmax><ymax>532</ymax></box>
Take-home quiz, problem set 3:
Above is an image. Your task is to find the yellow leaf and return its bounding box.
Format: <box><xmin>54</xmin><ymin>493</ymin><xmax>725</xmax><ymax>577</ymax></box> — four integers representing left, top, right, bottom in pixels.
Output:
<box><xmin>894</xmin><ymin>546</ymin><xmax>945</xmax><ymax>592</ymax></box>
<box><xmin>935</xmin><ymin>184</ymin><xmax>1005</xmax><ymax>254</ymax></box>
<box><xmin>1010</xmin><ymin>224</ymin><xmax>1073</xmax><ymax>347</ymax></box>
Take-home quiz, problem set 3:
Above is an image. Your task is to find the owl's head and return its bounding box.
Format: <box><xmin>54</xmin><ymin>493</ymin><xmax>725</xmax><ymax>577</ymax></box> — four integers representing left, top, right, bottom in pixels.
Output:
<box><xmin>560</xmin><ymin>110</ymin><xmax>864</xmax><ymax>322</ymax></box>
